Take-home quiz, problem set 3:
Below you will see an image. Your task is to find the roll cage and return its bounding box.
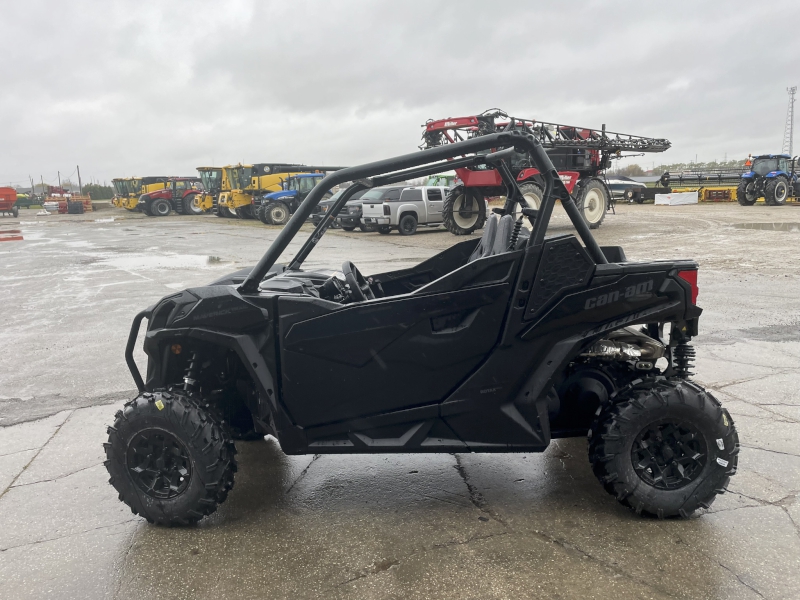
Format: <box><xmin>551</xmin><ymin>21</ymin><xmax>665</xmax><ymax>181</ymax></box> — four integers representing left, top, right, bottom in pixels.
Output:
<box><xmin>239</xmin><ymin>130</ymin><xmax>608</xmax><ymax>294</ymax></box>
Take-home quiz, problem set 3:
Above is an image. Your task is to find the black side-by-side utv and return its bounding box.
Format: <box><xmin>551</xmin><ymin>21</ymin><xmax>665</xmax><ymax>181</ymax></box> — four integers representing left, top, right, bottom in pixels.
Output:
<box><xmin>104</xmin><ymin>130</ymin><xmax>738</xmax><ymax>525</ymax></box>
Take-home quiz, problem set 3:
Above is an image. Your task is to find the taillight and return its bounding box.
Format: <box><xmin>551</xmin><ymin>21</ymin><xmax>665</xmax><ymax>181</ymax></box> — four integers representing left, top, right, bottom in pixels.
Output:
<box><xmin>678</xmin><ymin>270</ymin><xmax>698</xmax><ymax>304</ymax></box>
<box><xmin>383</xmin><ymin>204</ymin><xmax>391</xmax><ymax>216</ymax></box>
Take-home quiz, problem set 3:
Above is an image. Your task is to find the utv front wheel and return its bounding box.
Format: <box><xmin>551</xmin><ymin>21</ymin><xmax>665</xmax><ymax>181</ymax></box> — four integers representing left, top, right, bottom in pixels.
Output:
<box><xmin>104</xmin><ymin>390</ymin><xmax>237</xmax><ymax>526</ymax></box>
<box><xmin>589</xmin><ymin>378</ymin><xmax>738</xmax><ymax>518</ymax></box>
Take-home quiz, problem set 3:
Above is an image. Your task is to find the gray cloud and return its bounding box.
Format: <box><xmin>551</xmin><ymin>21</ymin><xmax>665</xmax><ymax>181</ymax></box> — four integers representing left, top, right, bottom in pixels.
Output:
<box><xmin>2</xmin><ymin>0</ymin><xmax>799</xmax><ymax>186</ymax></box>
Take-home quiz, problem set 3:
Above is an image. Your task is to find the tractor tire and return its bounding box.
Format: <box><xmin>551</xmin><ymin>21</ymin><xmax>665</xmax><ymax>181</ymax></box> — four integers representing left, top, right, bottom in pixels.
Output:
<box><xmin>183</xmin><ymin>194</ymin><xmax>204</xmax><ymax>216</ymax></box>
<box><xmin>737</xmin><ymin>179</ymin><xmax>758</xmax><ymax>206</ymax></box>
<box><xmin>257</xmin><ymin>204</ymin><xmax>272</xmax><ymax>225</ymax></box>
<box><xmin>267</xmin><ymin>202</ymin><xmax>290</xmax><ymax>226</ymax></box>
<box><xmin>217</xmin><ymin>206</ymin><xmax>232</xmax><ymax>218</ymax></box>
<box><xmin>12</xmin><ymin>206</ymin><xmax>19</xmax><ymax>218</ymax></box>
<box><xmin>236</xmin><ymin>205</ymin><xmax>255</xmax><ymax>220</ymax></box>
<box><xmin>103</xmin><ymin>390</ymin><xmax>237</xmax><ymax>526</ymax></box>
<box><xmin>589</xmin><ymin>377</ymin><xmax>738</xmax><ymax>518</ymax></box>
<box><xmin>227</xmin><ymin>205</ymin><xmax>238</xmax><ymax>218</ymax></box>
<box><xmin>576</xmin><ymin>179</ymin><xmax>607</xmax><ymax>229</ymax></box>
<box><xmin>765</xmin><ymin>177</ymin><xmax>789</xmax><ymax>206</ymax></box>
<box><xmin>398</xmin><ymin>213</ymin><xmax>418</xmax><ymax>235</ymax></box>
<box><xmin>378</xmin><ymin>226</ymin><xmax>391</xmax><ymax>234</ymax></box>
<box><xmin>151</xmin><ymin>199</ymin><xmax>171</xmax><ymax>217</ymax></box>
<box><xmin>443</xmin><ymin>185</ymin><xmax>486</xmax><ymax>235</ymax></box>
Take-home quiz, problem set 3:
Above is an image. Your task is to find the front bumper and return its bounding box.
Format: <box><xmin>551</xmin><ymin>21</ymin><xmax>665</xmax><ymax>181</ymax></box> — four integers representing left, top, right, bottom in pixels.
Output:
<box><xmin>336</xmin><ymin>216</ymin><xmax>361</xmax><ymax>227</ymax></box>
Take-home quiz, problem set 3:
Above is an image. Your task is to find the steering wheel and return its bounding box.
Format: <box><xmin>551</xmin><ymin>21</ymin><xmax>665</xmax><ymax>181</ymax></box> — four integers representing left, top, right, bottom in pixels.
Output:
<box><xmin>341</xmin><ymin>261</ymin><xmax>375</xmax><ymax>302</ymax></box>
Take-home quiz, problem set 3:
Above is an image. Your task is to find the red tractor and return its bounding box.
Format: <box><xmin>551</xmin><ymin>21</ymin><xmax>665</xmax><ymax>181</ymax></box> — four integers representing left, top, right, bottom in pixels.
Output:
<box><xmin>138</xmin><ymin>177</ymin><xmax>205</xmax><ymax>217</ymax></box>
<box><xmin>422</xmin><ymin>109</ymin><xmax>671</xmax><ymax>233</ymax></box>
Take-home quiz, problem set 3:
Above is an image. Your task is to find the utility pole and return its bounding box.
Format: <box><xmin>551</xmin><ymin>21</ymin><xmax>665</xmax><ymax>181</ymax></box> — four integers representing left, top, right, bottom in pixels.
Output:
<box><xmin>58</xmin><ymin>171</ymin><xmax>61</xmax><ymax>190</ymax></box>
<box><xmin>783</xmin><ymin>86</ymin><xmax>796</xmax><ymax>156</ymax></box>
<box><xmin>41</xmin><ymin>175</ymin><xmax>45</xmax><ymax>197</ymax></box>
<box><xmin>77</xmin><ymin>165</ymin><xmax>83</xmax><ymax>195</ymax></box>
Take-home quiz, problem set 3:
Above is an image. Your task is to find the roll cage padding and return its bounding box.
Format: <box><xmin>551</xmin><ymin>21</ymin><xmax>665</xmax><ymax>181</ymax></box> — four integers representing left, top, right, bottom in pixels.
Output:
<box><xmin>239</xmin><ymin>131</ymin><xmax>607</xmax><ymax>295</ymax></box>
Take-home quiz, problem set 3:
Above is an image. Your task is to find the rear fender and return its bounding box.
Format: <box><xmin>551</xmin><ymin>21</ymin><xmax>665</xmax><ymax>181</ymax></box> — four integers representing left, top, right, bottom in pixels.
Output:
<box><xmin>397</xmin><ymin>204</ymin><xmax>420</xmax><ymax>222</ymax></box>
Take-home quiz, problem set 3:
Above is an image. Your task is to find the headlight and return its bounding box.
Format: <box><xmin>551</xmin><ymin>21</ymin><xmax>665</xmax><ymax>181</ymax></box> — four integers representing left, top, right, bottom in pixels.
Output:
<box><xmin>348</xmin><ymin>206</ymin><xmax>359</xmax><ymax>214</ymax></box>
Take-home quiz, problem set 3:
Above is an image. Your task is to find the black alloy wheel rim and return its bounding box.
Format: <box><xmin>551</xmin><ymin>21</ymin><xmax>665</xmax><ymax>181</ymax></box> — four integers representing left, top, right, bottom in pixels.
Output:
<box><xmin>631</xmin><ymin>420</ymin><xmax>707</xmax><ymax>490</ymax></box>
<box><xmin>401</xmin><ymin>219</ymin><xmax>414</xmax><ymax>234</ymax></box>
<box><xmin>126</xmin><ymin>428</ymin><xmax>192</xmax><ymax>499</ymax></box>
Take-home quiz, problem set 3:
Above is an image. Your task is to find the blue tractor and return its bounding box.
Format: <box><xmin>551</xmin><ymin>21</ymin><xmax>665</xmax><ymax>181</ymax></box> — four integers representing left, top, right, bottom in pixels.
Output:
<box><xmin>737</xmin><ymin>154</ymin><xmax>798</xmax><ymax>206</ymax></box>
<box><xmin>256</xmin><ymin>173</ymin><xmax>332</xmax><ymax>225</ymax></box>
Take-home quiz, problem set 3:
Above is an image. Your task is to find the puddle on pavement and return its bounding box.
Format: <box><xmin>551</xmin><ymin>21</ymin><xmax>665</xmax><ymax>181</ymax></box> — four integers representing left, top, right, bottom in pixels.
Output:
<box><xmin>99</xmin><ymin>254</ymin><xmax>230</xmax><ymax>270</ymax></box>
<box><xmin>733</xmin><ymin>222</ymin><xmax>800</xmax><ymax>232</ymax></box>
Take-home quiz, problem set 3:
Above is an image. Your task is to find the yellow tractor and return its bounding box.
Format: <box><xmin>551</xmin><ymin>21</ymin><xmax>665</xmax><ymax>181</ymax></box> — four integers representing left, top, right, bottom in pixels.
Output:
<box><xmin>216</xmin><ymin>163</ymin><xmax>344</xmax><ymax>219</ymax></box>
<box><xmin>194</xmin><ymin>167</ymin><xmax>227</xmax><ymax>215</ymax></box>
<box><xmin>112</xmin><ymin>176</ymin><xmax>170</xmax><ymax>212</ymax></box>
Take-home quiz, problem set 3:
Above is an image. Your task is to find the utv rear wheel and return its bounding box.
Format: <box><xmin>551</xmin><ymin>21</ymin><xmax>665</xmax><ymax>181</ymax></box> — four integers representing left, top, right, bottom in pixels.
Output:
<box><xmin>589</xmin><ymin>378</ymin><xmax>738</xmax><ymax>518</ymax></box>
<box><xmin>151</xmin><ymin>199</ymin><xmax>171</xmax><ymax>217</ymax></box>
<box><xmin>103</xmin><ymin>390</ymin><xmax>237</xmax><ymax>526</ymax></box>
<box><xmin>267</xmin><ymin>202</ymin><xmax>290</xmax><ymax>225</ymax></box>
<box><xmin>765</xmin><ymin>177</ymin><xmax>789</xmax><ymax>206</ymax></box>
<box><xmin>737</xmin><ymin>179</ymin><xmax>758</xmax><ymax>205</ymax></box>
<box><xmin>576</xmin><ymin>179</ymin><xmax>607</xmax><ymax>229</ymax></box>
<box><xmin>183</xmin><ymin>194</ymin><xmax>204</xmax><ymax>215</ymax></box>
<box><xmin>443</xmin><ymin>185</ymin><xmax>486</xmax><ymax>235</ymax></box>
<box><xmin>398</xmin><ymin>213</ymin><xmax>418</xmax><ymax>235</ymax></box>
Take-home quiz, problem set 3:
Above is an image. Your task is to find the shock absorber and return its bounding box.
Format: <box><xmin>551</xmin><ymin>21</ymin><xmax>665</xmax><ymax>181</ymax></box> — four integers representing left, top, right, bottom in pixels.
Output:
<box><xmin>183</xmin><ymin>351</ymin><xmax>199</xmax><ymax>393</ymax></box>
<box><xmin>508</xmin><ymin>218</ymin><xmax>523</xmax><ymax>250</ymax></box>
<box><xmin>673</xmin><ymin>341</ymin><xmax>696</xmax><ymax>379</ymax></box>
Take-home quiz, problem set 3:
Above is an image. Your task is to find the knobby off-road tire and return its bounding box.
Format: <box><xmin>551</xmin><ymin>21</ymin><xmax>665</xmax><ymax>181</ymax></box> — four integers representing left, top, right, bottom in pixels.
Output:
<box><xmin>765</xmin><ymin>177</ymin><xmax>789</xmax><ymax>206</ymax></box>
<box><xmin>443</xmin><ymin>185</ymin><xmax>486</xmax><ymax>235</ymax></box>
<box><xmin>589</xmin><ymin>377</ymin><xmax>738</xmax><ymax>518</ymax></box>
<box><xmin>737</xmin><ymin>179</ymin><xmax>758</xmax><ymax>206</ymax></box>
<box><xmin>575</xmin><ymin>179</ymin><xmax>607</xmax><ymax>229</ymax></box>
<box><xmin>104</xmin><ymin>390</ymin><xmax>237</xmax><ymax>526</ymax></box>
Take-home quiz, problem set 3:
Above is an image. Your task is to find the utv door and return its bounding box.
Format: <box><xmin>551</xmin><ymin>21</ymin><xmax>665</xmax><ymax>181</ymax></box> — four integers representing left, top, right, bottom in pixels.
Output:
<box><xmin>275</xmin><ymin>251</ymin><xmax>521</xmax><ymax>427</ymax></box>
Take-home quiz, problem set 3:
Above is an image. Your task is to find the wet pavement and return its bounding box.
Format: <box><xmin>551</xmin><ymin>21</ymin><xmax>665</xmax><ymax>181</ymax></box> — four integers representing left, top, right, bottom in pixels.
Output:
<box><xmin>1</xmin><ymin>204</ymin><xmax>799</xmax><ymax>599</ymax></box>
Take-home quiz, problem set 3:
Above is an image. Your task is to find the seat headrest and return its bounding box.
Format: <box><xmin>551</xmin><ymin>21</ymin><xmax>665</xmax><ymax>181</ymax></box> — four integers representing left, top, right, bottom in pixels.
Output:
<box><xmin>490</xmin><ymin>214</ymin><xmax>515</xmax><ymax>256</ymax></box>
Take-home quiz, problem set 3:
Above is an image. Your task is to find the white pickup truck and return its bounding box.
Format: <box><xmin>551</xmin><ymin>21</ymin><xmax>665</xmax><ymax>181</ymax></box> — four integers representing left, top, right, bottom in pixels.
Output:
<box><xmin>361</xmin><ymin>186</ymin><xmax>449</xmax><ymax>235</ymax></box>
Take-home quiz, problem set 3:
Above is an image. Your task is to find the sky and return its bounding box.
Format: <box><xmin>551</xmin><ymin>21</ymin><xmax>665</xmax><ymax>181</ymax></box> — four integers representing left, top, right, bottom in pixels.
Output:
<box><xmin>2</xmin><ymin>0</ymin><xmax>799</xmax><ymax>188</ymax></box>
